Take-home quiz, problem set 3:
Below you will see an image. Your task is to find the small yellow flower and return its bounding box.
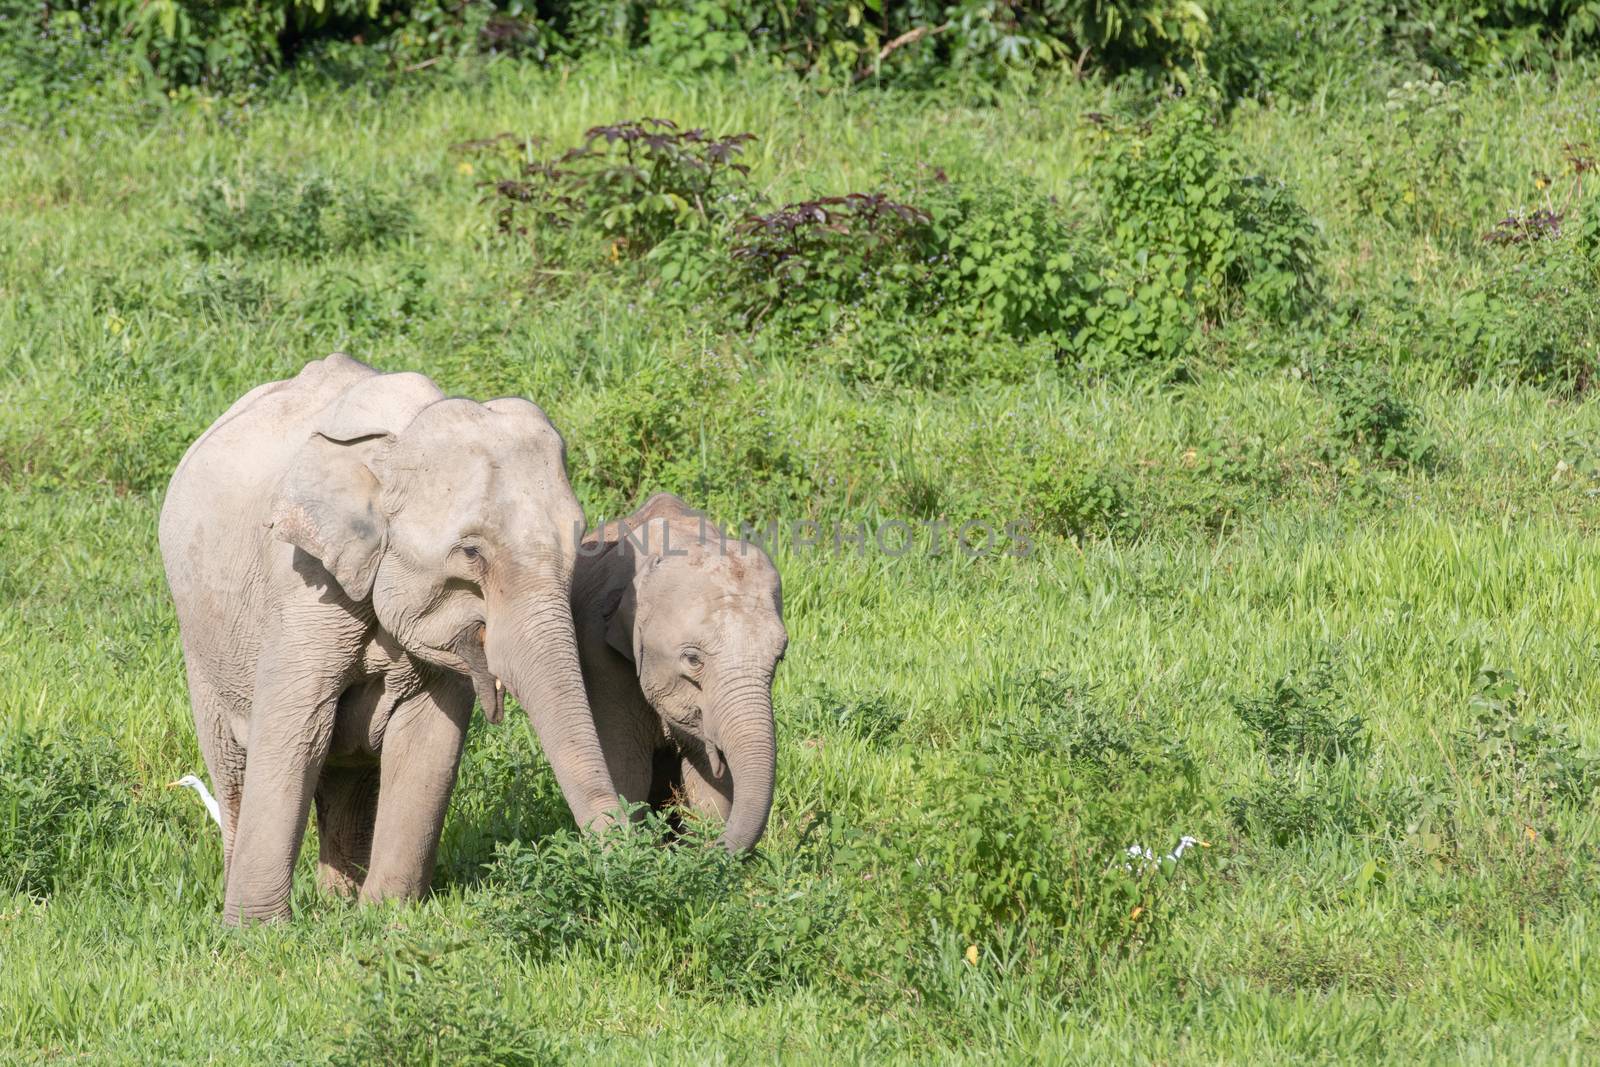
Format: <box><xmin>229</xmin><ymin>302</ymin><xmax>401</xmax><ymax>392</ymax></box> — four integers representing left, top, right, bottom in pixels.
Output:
<box><xmin>457</xmin><ymin>161</ymin><xmax>475</xmax><ymax>176</ymax></box>
<box><xmin>964</xmin><ymin>944</ymin><xmax>978</xmax><ymax>966</ymax></box>
<box><xmin>1130</xmin><ymin>906</ymin><xmax>1145</xmax><ymax>922</ymax></box>
<box><xmin>1524</xmin><ymin>824</ymin><xmax>1538</xmax><ymax>842</ymax></box>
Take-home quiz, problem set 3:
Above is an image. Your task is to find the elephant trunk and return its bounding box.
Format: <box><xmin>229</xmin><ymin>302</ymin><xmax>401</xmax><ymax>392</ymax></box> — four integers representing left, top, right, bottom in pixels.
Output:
<box><xmin>487</xmin><ymin>579</ymin><xmax>619</xmax><ymax>832</ymax></box>
<box><xmin>710</xmin><ymin>678</ymin><xmax>776</xmax><ymax>853</ymax></box>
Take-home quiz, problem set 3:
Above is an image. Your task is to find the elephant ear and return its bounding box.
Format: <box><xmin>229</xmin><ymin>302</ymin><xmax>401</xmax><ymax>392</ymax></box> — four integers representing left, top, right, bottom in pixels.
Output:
<box><xmin>271</xmin><ymin>435</ymin><xmax>390</xmax><ymax>602</ymax></box>
<box><xmin>269</xmin><ymin>370</ymin><xmax>444</xmax><ymax>602</ymax></box>
<box><xmin>602</xmin><ymin>546</ymin><xmax>660</xmax><ymax>666</ymax></box>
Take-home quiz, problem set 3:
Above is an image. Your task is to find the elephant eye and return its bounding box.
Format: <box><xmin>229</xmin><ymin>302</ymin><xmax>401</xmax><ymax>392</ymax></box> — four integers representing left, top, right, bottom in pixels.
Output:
<box><xmin>461</xmin><ymin>545</ymin><xmax>480</xmax><ymax>562</ymax></box>
<box><xmin>681</xmin><ymin>650</ymin><xmax>703</xmax><ymax>670</ymax></box>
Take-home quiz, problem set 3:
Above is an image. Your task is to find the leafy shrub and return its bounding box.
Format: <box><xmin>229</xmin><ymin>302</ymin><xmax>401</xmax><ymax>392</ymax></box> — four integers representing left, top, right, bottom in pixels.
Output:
<box><xmin>294</xmin><ymin>261</ymin><xmax>436</xmax><ymax>339</ymax></box>
<box><xmin>0</xmin><ymin>726</ymin><xmax>134</xmax><ymax>898</ymax></box>
<box><xmin>1319</xmin><ymin>359</ymin><xmax>1437</xmax><ymax>467</ymax></box>
<box><xmin>1451</xmin><ymin>184</ymin><xmax>1600</xmax><ymax>389</ymax></box>
<box><xmin>711</xmin><ymin>171</ymin><xmax>1100</xmax><ymax>386</ymax></box>
<box><xmin>490</xmin><ymin>811</ymin><xmax>840</xmax><ymax>998</ymax></box>
<box><xmin>631</xmin><ymin>0</ymin><xmax>1213</xmax><ymax>84</ymax></box>
<box><xmin>1232</xmin><ymin>657</ymin><xmax>1369</xmax><ymax>768</ymax></box>
<box><xmin>476</xmin><ymin>119</ymin><xmax>757</xmax><ymax>259</ymax></box>
<box><xmin>332</xmin><ymin>941</ymin><xmax>563</xmax><ymax>1066</ymax></box>
<box><xmin>569</xmin><ymin>347</ymin><xmax>814</xmax><ymax>521</ymax></box>
<box><xmin>1226</xmin><ymin>657</ymin><xmax>1407</xmax><ymax>847</ymax></box>
<box><xmin>1458</xmin><ymin>667</ymin><xmax>1600</xmax><ymax>809</ymax></box>
<box><xmin>1091</xmin><ymin>94</ymin><xmax>1324</xmax><ymax>330</ymax></box>
<box><xmin>974</xmin><ymin>671</ymin><xmax>1153</xmax><ymax>766</ymax></box>
<box><xmin>795</xmin><ymin>687</ymin><xmax>907</xmax><ymax>746</ymax></box>
<box><xmin>1139</xmin><ymin>426</ymin><xmax>1296</xmax><ymax>533</ymax></box>
<box><xmin>1394</xmin><ymin>0</ymin><xmax>1600</xmax><ymax>70</ymax></box>
<box><xmin>1019</xmin><ymin>453</ymin><xmax>1132</xmax><ymax>540</ymax></box>
<box><xmin>1207</xmin><ymin>0</ymin><xmax>1411</xmax><ymax>103</ymax></box>
<box><xmin>723</xmin><ymin>192</ymin><xmax>933</xmax><ymax>329</ymax></box>
<box><xmin>184</xmin><ymin>168</ymin><xmax>413</xmax><ymax>258</ymax></box>
<box><xmin>1342</xmin><ymin>77</ymin><xmax>1486</xmax><ymax>241</ymax></box>
<box><xmin>1226</xmin><ymin>771</ymin><xmax>1420</xmax><ymax>845</ymax></box>
<box><xmin>832</xmin><ymin>751</ymin><xmax>1209</xmax><ymax>998</ymax></box>
<box><xmin>0</xmin><ymin>1</ymin><xmax>121</xmax><ymax>116</ymax></box>
<box><xmin>176</xmin><ymin>259</ymin><xmax>273</xmax><ymax>319</ymax></box>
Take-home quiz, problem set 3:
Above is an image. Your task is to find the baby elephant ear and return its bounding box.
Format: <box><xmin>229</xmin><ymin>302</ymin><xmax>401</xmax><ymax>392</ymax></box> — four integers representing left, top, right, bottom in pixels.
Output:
<box><xmin>602</xmin><ymin>551</ymin><xmax>660</xmax><ymax>665</ymax></box>
<box><xmin>270</xmin><ymin>433</ymin><xmax>391</xmax><ymax>602</ymax></box>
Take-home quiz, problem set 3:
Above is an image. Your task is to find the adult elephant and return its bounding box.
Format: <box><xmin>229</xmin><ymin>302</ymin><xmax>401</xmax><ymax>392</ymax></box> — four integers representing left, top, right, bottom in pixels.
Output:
<box><xmin>573</xmin><ymin>493</ymin><xmax>786</xmax><ymax>852</ymax></box>
<box><xmin>160</xmin><ymin>353</ymin><xmax>618</xmax><ymax>925</ymax></box>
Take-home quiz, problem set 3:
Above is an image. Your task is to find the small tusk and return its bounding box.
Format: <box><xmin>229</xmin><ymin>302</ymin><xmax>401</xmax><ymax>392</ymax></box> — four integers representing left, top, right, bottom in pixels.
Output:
<box><xmin>494</xmin><ymin>677</ymin><xmax>503</xmax><ymax>695</ymax></box>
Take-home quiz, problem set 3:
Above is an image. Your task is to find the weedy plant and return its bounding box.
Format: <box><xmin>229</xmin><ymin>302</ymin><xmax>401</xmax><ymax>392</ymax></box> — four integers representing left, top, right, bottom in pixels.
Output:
<box><xmin>1089</xmin><ymin>92</ymin><xmax>1324</xmax><ymax>341</ymax></box>
<box><xmin>331</xmin><ymin>941</ymin><xmax>563</xmax><ymax>1066</ymax></box>
<box><xmin>183</xmin><ymin>167</ymin><xmax>413</xmax><ymax>258</ymax></box>
<box><xmin>1232</xmin><ymin>657</ymin><xmax>1370</xmax><ymax>768</ymax></box>
<box><xmin>1458</xmin><ymin>667</ymin><xmax>1600</xmax><ymax>811</ymax></box>
<box><xmin>0</xmin><ymin>727</ymin><xmax>135</xmax><ymax>899</ymax></box>
<box><xmin>472</xmin><ymin>119</ymin><xmax>758</xmax><ymax>259</ymax></box>
<box><xmin>1319</xmin><ymin>359</ymin><xmax>1437</xmax><ymax>468</ymax></box>
<box><xmin>566</xmin><ymin>347</ymin><xmax>815</xmax><ymax>521</ymax></box>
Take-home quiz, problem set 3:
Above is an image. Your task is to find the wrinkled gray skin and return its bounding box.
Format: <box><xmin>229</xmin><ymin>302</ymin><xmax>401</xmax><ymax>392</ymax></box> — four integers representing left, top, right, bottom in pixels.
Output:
<box><xmin>159</xmin><ymin>354</ymin><xmax>618</xmax><ymax>924</ymax></box>
<box><xmin>572</xmin><ymin>493</ymin><xmax>787</xmax><ymax>852</ymax></box>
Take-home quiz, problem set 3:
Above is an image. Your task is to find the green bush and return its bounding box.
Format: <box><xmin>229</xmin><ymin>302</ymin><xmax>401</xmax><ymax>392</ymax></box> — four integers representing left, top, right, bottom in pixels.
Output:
<box><xmin>332</xmin><ymin>941</ymin><xmax>564</xmax><ymax>1066</ymax></box>
<box><xmin>1232</xmin><ymin>657</ymin><xmax>1370</xmax><ymax>768</ymax></box>
<box><xmin>831</xmin><ymin>751</ymin><xmax>1209</xmax><ymax>998</ymax></box>
<box><xmin>184</xmin><ymin>167</ymin><xmax>413</xmax><ymax>258</ymax></box>
<box><xmin>0</xmin><ymin>727</ymin><xmax>135</xmax><ymax>899</ymax></box>
<box><xmin>1341</xmin><ymin>77</ymin><xmax>1487</xmax><ymax>242</ymax></box>
<box><xmin>569</xmin><ymin>348</ymin><xmax>815</xmax><ymax>521</ymax></box>
<box><xmin>709</xmin><ymin>173</ymin><xmax>1100</xmax><ymax>386</ymax></box>
<box><xmin>973</xmin><ymin>671</ymin><xmax>1166</xmax><ymax>766</ymax></box>
<box><xmin>475</xmin><ymin>119</ymin><xmax>757</xmax><ymax>259</ymax></box>
<box><xmin>1091</xmin><ymin>93</ymin><xmax>1324</xmax><ymax>330</ymax></box>
<box><xmin>633</xmin><ymin>0</ymin><xmax>1213</xmax><ymax>85</ymax></box>
<box><xmin>1459</xmin><ymin>667</ymin><xmax>1600</xmax><ymax>810</ymax></box>
<box><xmin>794</xmin><ymin>687</ymin><xmax>908</xmax><ymax>747</ymax></box>
<box><xmin>1453</xmin><ymin>215</ymin><xmax>1600</xmax><ymax>390</ymax></box>
<box><xmin>1226</xmin><ymin>772</ymin><xmax>1419</xmax><ymax>845</ymax></box>
<box><xmin>1319</xmin><ymin>359</ymin><xmax>1437</xmax><ymax>468</ymax></box>
<box><xmin>0</xmin><ymin>1</ymin><xmax>123</xmax><ymax>116</ymax></box>
<box><xmin>489</xmin><ymin>811</ymin><xmax>840</xmax><ymax>998</ymax></box>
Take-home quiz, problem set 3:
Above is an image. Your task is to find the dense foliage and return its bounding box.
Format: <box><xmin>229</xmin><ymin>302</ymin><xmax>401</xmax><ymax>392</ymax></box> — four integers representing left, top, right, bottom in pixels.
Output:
<box><xmin>7</xmin><ymin>0</ymin><xmax>1600</xmax><ymax>101</ymax></box>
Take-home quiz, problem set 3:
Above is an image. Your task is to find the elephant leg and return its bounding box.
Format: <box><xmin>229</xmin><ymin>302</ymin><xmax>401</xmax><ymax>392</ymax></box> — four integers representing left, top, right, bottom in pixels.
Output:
<box><xmin>360</xmin><ymin>679</ymin><xmax>474</xmax><ymax>904</ymax></box>
<box><xmin>184</xmin><ymin>662</ymin><xmax>245</xmax><ymax>873</ymax></box>
<box><xmin>314</xmin><ymin>764</ymin><xmax>380</xmax><ymax>896</ymax></box>
<box><xmin>589</xmin><ymin>695</ymin><xmax>659</xmax><ymax>813</ymax></box>
<box><xmin>225</xmin><ymin>608</ymin><xmax>361</xmax><ymax>926</ymax></box>
<box><xmin>676</xmin><ymin>754</ymin><xmax>733</xmax><ymax>822</ymax></box>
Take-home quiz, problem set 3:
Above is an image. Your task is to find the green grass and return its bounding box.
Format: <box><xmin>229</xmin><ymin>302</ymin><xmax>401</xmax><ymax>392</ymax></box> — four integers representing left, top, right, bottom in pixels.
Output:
<box><xmin>5</xmin><ymin>57</ymin><xmax>1600</xmax><ymax>1063</ymax></box>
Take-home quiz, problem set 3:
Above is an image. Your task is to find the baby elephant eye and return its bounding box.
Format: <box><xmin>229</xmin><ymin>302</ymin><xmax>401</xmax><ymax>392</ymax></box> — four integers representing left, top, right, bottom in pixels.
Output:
<box><xmin>681</xmin><ymin>650</ymin><xmax>703</xmax><ymax>669</ymax></box>
<box><xmin>461</xmin><ymin>545</ymin><xmax>481</xmax><ymax>562</ymax></box>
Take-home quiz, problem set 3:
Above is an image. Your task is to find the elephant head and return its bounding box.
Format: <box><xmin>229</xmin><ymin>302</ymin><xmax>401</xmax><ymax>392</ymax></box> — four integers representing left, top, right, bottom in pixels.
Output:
<box><xmin>269</xmin><ymin>371</ymin><xmax>616</xmax><ymax>829</ymax></box>
<box><xmin>595</xmin><ymin>494</ymin><xmax>787</xmax><ymax>851</ymax></box>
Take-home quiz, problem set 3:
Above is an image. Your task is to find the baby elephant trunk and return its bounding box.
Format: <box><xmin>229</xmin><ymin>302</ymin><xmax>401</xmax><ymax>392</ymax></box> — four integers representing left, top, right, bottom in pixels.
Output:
<box><xmin>709</xmin><ymin>679</ymin><xmax>776</xmax><ymax>853</ymax></box>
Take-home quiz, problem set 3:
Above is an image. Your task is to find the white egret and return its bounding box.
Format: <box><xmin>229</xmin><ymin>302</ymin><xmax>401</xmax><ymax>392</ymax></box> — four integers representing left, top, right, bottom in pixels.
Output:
<box><xmin>1124</xmin><ymin>835</ymin><xmax>1207</xmax><ymax>874</ymax></box>
<box><xmin>169</xmin><ymin>774</ymin><xmax>222</xmax><ymax>829</ymax></box>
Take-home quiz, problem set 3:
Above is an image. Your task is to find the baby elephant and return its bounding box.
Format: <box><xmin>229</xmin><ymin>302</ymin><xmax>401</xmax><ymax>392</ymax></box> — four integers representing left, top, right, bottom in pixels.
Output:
<box><xmin>572</xmin><ymin>493</ymin><xmax>787</xmax><ymax>851</ymax></box>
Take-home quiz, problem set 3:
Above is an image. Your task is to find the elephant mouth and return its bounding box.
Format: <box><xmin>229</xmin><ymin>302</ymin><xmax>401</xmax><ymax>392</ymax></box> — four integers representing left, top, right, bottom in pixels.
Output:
<box><xmin>451</xmin><ymin>624</ymin><xmax>505</xmax><ymax>724</ymax></box>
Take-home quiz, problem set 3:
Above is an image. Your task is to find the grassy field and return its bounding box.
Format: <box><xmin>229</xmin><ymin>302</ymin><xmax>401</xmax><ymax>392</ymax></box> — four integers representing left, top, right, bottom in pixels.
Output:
<box><xmin>5</xmin><ymin>52</ymin><xmax>1600</xmax><ymax>1064</ymax></box>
